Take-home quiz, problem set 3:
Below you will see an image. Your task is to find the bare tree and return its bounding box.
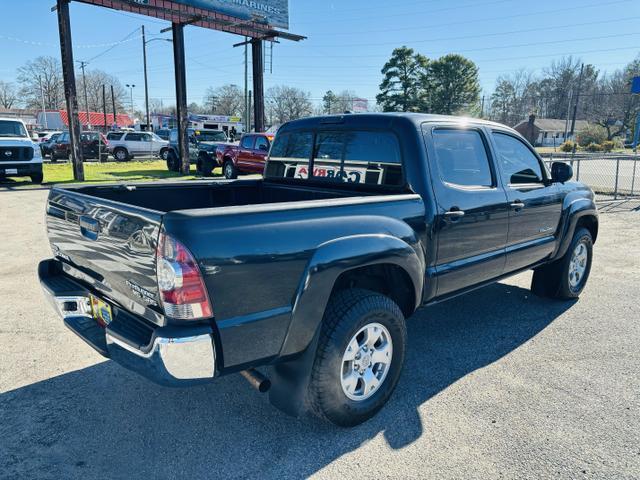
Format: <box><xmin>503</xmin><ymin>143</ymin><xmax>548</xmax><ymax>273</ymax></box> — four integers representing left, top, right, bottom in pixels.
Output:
<box><xmin>266</xmin><ymin>85</ymin><xmax>313</xmax><ymax>124</ymax></box>
<box><xmin>17</xmin><ymin>56</ymin><xmax>65</xmax><ymax>110</ymax></box>
<box><xmin>203</xmin><ymin>84</ymin><xmax>243</xmax><ymax>116</ymax></box>
<box><xmin>0</xmin><ymin>81</ymin><xmax>19</xmax><ymax>109</ymax></box>
<box><xmin>79</xmin><ymin>69</ymin><xmax>127</xmax><ymax>113</ymax></box>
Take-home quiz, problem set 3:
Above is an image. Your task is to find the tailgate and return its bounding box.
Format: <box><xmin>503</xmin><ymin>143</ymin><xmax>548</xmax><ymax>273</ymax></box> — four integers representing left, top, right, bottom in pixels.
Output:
<box><xmin>46</xmin><ymin>187</ymin><xmax>164</xmax><ymax>325</ymax></box>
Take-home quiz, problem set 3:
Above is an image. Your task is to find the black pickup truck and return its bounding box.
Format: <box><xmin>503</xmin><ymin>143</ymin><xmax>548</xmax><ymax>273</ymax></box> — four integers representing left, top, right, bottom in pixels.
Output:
<box><xmin>39</xmin><ymin>113</ymin><xmax>597</xmax><ymax>427</ymax></box>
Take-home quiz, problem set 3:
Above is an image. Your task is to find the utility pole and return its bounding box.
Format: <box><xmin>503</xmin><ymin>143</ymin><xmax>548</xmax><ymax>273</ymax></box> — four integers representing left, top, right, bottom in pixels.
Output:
<box><xmin>569</xmin><ymin>63</ymin><xmax>584</xmax><ymax>140</ymax></box>
<box><xmin>248</xmin><ymin>90</ymin><xmax>252</xmax><ymax>131</ymax></box>
<box><xmin>102</xmin><ymin>84</ymin><xmax>107</xmax><ymax>132</ymax></box>
<box><xmin>110</xmin><ymin>84</ymin><xmax>117</xmax><ymax>129</ymax></box>
<box><xmin>78</xmin><ymin>60</ymin><xmax>90</xmax><ymax>130</ymax></box>
<box><xmin>142</xmin><ymin>25</ymin><xmax>151</xmax><ymax>132</ymax></box>
<box><xmin>39</xmin><ymin>77</ymin><xmax>48</xmax><ymax>129</ymax></box>
<box><xmin>480</xmin><ymin>95</ymin><xmax>485</xmax><ymax>118</ymax></box>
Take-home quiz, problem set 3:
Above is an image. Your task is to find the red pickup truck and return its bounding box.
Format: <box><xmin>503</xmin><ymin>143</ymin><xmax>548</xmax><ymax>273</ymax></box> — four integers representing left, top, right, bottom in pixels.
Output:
<box><xmin>214</xmin><ymin>133</ymin><xmax>273</xmax><ymax>179</ymax></box>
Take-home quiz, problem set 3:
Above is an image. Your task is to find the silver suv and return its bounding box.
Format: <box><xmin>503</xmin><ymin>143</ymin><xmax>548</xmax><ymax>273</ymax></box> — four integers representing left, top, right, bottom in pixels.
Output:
<box><xmin>107</xmin><ymin>131</ymin><xmax>168</xmax><ymax>162</ymax></box>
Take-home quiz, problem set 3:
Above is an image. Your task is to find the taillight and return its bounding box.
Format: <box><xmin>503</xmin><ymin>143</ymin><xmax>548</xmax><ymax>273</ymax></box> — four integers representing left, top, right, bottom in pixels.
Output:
<box><xmin>156</xmin><ymin>232</ymin><xmax>212</xmax><ymax>320</ymax></box>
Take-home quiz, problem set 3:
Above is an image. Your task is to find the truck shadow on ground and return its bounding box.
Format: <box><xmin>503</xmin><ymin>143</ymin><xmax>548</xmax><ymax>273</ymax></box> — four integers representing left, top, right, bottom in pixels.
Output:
<box><xmin>0</xmin><ymin>281</ymin><xmax>574</xmax><ymax>479</ymax></box>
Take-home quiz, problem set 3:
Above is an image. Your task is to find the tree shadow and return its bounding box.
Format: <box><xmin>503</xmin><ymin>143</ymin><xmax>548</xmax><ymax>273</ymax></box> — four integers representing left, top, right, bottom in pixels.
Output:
<box><xmin>0</xmin><ymin>282</ymin><xmax>574</xmax><ymax>479</ymax></box>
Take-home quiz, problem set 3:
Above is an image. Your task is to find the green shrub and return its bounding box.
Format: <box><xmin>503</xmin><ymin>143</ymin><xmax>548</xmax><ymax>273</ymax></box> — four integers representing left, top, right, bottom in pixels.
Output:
<box><xmin>602</xmin><ymin>140</ymin><xmax>615</xmax><ymax>152</ymax></box>
<box><xmin>586</xmin><ymin>142</ymin><xmax>603</xmax><ymax>152</ymax></box>
<box><xmin>560</xmin><ymin>140</ymin><xmax>576</xmax><ymax>152</ymax></box>
<box><xmin>577</xmin><ymin>124</ymin><xmax>607</xmax><ymax>146</ymax></box>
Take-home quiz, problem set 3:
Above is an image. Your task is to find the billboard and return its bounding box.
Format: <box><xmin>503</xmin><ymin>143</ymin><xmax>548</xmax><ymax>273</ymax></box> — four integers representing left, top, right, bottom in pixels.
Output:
<box><xmin>632</xmin><ymin>76</ymin><xmax>640</xmax><ymax>94</ymax></box>
<box><xmin>129</xmin><ymin>0</ymin><xmax>289</xmax><ymax>28</ymax></box>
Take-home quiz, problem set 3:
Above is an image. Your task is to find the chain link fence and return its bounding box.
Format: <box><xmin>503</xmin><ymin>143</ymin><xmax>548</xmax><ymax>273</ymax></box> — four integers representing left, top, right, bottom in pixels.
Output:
<box><xmin>541</xmin><ymin>152</ymin><xmax>640</xmax><ymax>200</ymax></box>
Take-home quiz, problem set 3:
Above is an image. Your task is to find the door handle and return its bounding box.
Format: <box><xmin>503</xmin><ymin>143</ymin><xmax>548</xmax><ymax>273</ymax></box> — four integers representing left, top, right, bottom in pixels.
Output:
<box><xmin>510</xmin><ymin>201</ymin><xmax>525</xmax><ymax>209</ymax></box>
<box><xmin>444</xmin><ymin>209</ymin><xmax>465</xmax><ymax>218</ymax></box>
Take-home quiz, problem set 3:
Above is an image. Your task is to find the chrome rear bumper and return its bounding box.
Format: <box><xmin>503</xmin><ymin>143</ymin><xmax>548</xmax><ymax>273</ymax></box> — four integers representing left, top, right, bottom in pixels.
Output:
<box><xmin>40</xmin><ymin>260</ymin><xmax>216</xmax><ymax>386</ymax></box>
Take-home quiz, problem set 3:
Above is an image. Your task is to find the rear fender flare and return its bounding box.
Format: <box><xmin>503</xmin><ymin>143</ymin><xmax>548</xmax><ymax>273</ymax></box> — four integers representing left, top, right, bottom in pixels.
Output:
<box><xmin>280</xmin><ymin>234</ymin><xmax>424</xmax><ymax>359</ymax></box>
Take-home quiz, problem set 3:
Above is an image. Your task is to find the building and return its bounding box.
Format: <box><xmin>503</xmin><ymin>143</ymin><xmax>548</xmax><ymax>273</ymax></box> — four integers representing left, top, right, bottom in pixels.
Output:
<box><xmin>36</xmin><ymin>110</ymin><xmax>133</xmax><ymax>131</ymax></box>
<box><xmin>0</xmin><ymin>108</ymin><xmax>39</xmax><ymax>132</ymax></box>
<box><xmin>513</xmin><ymin>115</ymin><xmax>590</xmax><ymax>147</ymax></box>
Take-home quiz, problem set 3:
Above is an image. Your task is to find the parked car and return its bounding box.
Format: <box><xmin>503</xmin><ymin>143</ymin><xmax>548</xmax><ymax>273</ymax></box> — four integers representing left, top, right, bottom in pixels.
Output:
<box><xmin>163</xmin><ymin>128</ymin><xmax>229</xmax><ymax>172</ymax></box>
<box><xmin>106</xmin><ymin>131</ymin><xmax>168</xmax><ymax>162</ymax></box>
<box><xmin>40</xmin><ymin>132</ymin><xmax>63</xmax><ymax>158</ymax></box>
<box><xmin>51</xmin><ymin>131</ymin><xmax>109</xmax><ymax>162</ymax></box>
<box><xmin>39</xmin><ymin>113</ymin><xmax>598</xmax><ymax>427</ymax></box>
<box><xmin>213</xmin><ymin>133</ymin><xmax>272</xmax><ymax>179</ymax></box>
<box><xmin>0</xmin><ymin>118</ymin><xmax>43</xmax><ymax>183</ymax></box>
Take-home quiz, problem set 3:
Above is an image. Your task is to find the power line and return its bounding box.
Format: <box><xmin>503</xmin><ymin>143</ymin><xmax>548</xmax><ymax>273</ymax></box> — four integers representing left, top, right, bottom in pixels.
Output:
<box><xmin>84</xmin><ymin>27</ymin><xmax>141</xmax><ymax>63</ymax></box>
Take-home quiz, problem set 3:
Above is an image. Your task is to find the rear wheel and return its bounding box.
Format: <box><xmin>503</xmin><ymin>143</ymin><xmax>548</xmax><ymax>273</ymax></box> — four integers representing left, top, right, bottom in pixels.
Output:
<box><xmin>308</xmin><ymin>289</ymin><xmax>406</xmax><ymax>427</ymax></box>
<box><xmin>223</xmin><ymin>160</ymin><xmax>237</xmax><ymax>179</ymax></box>
<box><xmin>113</xmin><ymin>147</ymin><xmax>129</xmax><ymax>162</ymax></box>
<box><xmin>160</xmin><ymin>149</ymin><xmax>169</xmax><ymax>161</ymax></box>
<box><xmin>531</xmin><ymin>227</ymin><xmax>593</xmax><ymax>299</ymax></box>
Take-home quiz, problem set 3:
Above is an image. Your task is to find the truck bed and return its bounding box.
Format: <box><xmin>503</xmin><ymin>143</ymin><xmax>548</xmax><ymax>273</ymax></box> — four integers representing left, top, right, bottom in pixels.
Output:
<box><xmin>72</xmin><ymin>178</ymin><xmax>387</xmax><ymax>213</ymax></box>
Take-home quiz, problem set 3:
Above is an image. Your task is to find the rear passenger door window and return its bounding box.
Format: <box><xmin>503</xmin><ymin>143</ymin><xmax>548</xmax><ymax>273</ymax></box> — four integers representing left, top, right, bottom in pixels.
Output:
<box><xmin>432</xmin><ymin>129</ymin><xmax>493</xmax><ymax>188</ymax></box>
<box><xmin>492</xmin><ymin>132</ymin><xmax>545</xmax><ymax>185</ymax></box>
<box><xmin>266</xmin><ymin>131</ymin><xmax>313</xmax><ymax>179</ymax></box>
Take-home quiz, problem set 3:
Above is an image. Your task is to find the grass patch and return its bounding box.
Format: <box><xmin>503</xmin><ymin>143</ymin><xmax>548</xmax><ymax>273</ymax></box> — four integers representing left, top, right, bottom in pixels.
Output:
<box><xmin>1</xmin><ymin>160</ymin><xmax>222</xmax><ymax>189</ymax></box>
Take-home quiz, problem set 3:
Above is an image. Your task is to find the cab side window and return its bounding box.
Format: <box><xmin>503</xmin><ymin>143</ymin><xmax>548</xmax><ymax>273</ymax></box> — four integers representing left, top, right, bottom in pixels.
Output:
<box><xmin>255</xmin><ymin>136</ymin><xmax>269</xmax><ymax>151</ymax></box>
<box><xmin>432</xmin><ymin>129</ymin><xmax>493</xmax><ymax>188</ymax></box>
<box><xmin>492</xmin><ymin>132</ymin><xmax>544</xmax><ymax>185</ymax></box>
<box><xmin>241</xmin><ymin>135</ymin><xmax>255</xmax><ymax>149</ymax></box>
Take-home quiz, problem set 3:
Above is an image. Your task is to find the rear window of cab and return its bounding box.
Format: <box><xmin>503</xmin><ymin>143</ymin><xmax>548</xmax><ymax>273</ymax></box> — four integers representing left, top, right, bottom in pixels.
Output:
<box><xmin>265</xmin><ymin>130</ymin><xmax>404</xmax><ymax>187</ymax></box>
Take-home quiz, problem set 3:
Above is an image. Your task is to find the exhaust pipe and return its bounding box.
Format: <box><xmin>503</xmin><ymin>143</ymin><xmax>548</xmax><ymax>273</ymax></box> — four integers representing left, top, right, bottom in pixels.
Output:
<box><xmin>240</xmin><ymin>369</ymin><xmax>271</xmax><ymax>393</ymax></box>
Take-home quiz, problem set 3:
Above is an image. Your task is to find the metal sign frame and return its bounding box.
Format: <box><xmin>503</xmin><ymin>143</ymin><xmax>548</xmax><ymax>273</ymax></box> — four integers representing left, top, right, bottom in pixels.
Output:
<box><xmin>56</xmin><ymin>0</ymin><xmax>304</xmax><ymax>180</ymax></box>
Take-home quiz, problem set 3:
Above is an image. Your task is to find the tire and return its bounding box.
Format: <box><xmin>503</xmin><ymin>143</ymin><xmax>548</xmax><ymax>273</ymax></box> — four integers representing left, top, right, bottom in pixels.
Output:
<box><xmin>113</xmin><ymin>147</ymin><xmax>129</xmax><ymax>162</ymax></box>
<box><xmin>308</xmin><ymin>288</ymin><xmax>407</xmax><ymax>427</ymax></box>
<box><xmin>223</xmin><ymin>160</ymin><xmax>237</xmax><ymax>179</ymax></box>
<box><xmin>166</xmin><ymin>151</ymin><xmax>180</xmax><ymax>172</ymax></box>
<box><xmin>196</xmin><ymin>152</ymin><xmax>215</xmax><ymax>177</ymax></box>
<box><xmin>160</xmin><ymin>149</ymin><xmax>169</xmax><ymax>161</ymax></box>
<box><xmin>30</xmin><ymin>172</ymin><xmax>43</xmax><ymax>184</ymax></box>
<box><xmin>531</xmin><ymin>227</ymin><xmax>593</xmax><ymax>299</ymax></box>
<box><xmin>100</xmin><ymin>153</ymin><xmax>109</xmax><ymax>162</ymax></box>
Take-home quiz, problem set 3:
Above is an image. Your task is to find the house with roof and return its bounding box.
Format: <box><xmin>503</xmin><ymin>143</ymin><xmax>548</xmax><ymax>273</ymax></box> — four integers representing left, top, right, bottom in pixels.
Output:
<box><xmin>513</xmin><ymin>115</ymin><xmax>590</xmax><ymax>147</ymax></box>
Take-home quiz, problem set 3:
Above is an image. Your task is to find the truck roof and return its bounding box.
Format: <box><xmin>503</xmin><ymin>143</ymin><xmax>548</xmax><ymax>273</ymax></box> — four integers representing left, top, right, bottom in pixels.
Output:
<box><xmin>279</xmin><ymin>113</ymin><xmax>508</xmax><ymax>132</ymax></box>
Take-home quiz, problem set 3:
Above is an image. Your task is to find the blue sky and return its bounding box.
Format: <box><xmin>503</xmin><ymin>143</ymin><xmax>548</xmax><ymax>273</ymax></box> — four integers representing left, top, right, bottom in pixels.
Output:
<box><xmin>1</xmin><ymin>0</ymin><xmax>639</xmax><ymax>109</ymax></box>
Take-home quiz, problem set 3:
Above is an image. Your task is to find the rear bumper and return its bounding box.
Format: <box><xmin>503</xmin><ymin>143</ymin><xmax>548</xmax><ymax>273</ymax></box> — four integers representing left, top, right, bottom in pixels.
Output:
<box><xmin>38</xmin><ymin>259</ymin><xmax>216</xmax><ymax>387</ymax></box>
<box><xmin>0</xmin><ymin>162</ymin><xmax>42</xmax><ymax>176</ymax></box>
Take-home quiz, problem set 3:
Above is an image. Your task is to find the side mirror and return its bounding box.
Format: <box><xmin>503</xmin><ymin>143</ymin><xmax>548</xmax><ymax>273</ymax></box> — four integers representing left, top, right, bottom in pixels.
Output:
<box><xmin>551</xmin><ymin>161</ymin><xmax>573</xmax><ymax>183</ymax></box>
<box><xmin>551</xmin><ymin>162</ymin><xmax>573</xmax><ymax>183</ymax></box>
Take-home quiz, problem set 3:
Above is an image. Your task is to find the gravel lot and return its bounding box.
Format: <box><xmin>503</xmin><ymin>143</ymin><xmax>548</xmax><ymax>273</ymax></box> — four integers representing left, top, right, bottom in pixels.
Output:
<box><xmin>0</xmin><ymin>187</ymin><xmax>638</xmax><ymax>479</ymax></box>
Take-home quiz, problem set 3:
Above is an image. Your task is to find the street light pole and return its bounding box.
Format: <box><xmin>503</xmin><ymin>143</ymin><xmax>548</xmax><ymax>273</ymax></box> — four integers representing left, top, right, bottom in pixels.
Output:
<box><xmin>126</xmin><ymin>84</ymin><xmax>135</xmax><ymax>116</ymax></box>
<box><xmin>141</xmin><ymin>34</ymin><xmax>172</xmax><ymax>133</ymax></box>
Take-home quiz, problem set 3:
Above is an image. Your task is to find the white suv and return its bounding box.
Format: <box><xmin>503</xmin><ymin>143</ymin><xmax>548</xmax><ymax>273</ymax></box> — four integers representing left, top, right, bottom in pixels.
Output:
<box><xmin>0</xmin><ymin>118</ymin><xmax>43</xmax><ymax>184</ymax></box>
<box><xmin>106</xmin><ymin>131</ymin><xmax>168</xmax><ymax>162</ymax></box>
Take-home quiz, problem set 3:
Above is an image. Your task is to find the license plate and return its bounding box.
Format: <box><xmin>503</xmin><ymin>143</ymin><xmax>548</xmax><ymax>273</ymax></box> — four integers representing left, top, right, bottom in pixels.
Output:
<box><xmin>3</xmin><ymin>168</ymin><xmax>17</xmax><ymax>175</ymax></box>
<box><xmin>90</xmin><ymin>294</ymin><xmax>113</xmax><ymax>326</ymax></box>
<box><xmin>294</xmin><ymin>165</ymin><xmax>368</xmax><ymax>184</ymax></box>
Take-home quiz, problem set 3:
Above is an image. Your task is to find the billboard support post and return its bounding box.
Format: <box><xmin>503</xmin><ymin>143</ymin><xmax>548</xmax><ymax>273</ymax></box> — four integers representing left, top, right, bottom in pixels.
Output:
<box><xmin>56</xmin><ymin>0</ymin><xmax>84</xmax><ymax>181</ymax></box>
<box><xmin>252</xmin><ymin>38</ymin><xmax>264</xmax><ymax>132</ymax></box>
<box><xmin>172</xmin><ymin>22</ymin><xmax>190</xmax><ymax>174</ymax></box>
